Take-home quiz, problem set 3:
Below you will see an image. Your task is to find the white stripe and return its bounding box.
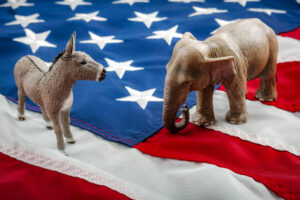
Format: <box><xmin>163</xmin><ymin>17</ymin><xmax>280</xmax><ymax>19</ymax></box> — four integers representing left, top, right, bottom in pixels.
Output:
<box><xmin>277</xmin><ymin>35</ymin><xmax>300</xmax><ymax>63</ymax></box>
<box><xmin>188</xmin><ymin>90</ymin><xmax>300</xmax><ymax>156</ymax></box>
<box><xmin>0</xmin><ymin>94</ymin><xmax>280</xmax><ymax>200</ymax></box>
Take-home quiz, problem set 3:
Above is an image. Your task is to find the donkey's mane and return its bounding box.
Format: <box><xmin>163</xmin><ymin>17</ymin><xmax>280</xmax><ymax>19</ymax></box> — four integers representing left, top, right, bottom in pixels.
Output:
<box><xmin>48</xmin><ymin>50</ymin><xmax>65</xmax><ymax>72</ymax></box>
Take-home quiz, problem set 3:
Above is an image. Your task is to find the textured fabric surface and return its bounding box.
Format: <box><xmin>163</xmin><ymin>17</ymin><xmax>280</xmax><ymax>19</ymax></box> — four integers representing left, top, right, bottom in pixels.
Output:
<box><xmin>0</xmin><ymin>0</ymin><xmax>300</xmax><ymax>146</ymax></box>
<box><xmin>0</xmin><ymin>94</ymin><xmax>281</xmax><ymax>200</ymax></box>
<box><xmin>280</xmin><ymin>27</ymin><xmax>300</xmax><ymax>41</ymax></box>
<box><xmin>135</xmin><ymin>119</ymin><xmax>300</xmax><ymax>200</ymax></box>
<box><xmin>0</xmin><ymin>153</ymin><xmax>130</xmax><ymax>200</ymax></box>
<box><xmin>1</xmin><ymin>1</ymin><xmax>300</xmax><ymax>199</ymax></box>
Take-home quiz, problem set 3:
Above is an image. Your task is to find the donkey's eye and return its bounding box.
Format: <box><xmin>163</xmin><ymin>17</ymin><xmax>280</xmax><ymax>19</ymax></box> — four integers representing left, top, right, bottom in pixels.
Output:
<box><xmin>80</xmin><ymin>61</ymin><xmax>87</xmax><ymax>65</ymax></box>
<box><xmin>182</xmin><ymin>81</ymin><xmax>191</xmax><ymax>87</ymax></box>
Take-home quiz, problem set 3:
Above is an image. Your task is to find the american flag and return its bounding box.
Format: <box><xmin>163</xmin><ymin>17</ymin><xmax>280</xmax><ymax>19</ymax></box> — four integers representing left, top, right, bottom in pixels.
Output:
<box><xmin>0</xmin><ymin>0</ymin><xmax>300</xmax><ymax>199</ymax></box>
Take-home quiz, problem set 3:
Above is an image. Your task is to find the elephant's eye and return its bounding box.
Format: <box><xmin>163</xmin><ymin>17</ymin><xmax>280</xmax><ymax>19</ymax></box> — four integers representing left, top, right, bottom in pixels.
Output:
<box><xmin>80</xmin><ymin>61</ymin><xmax>87</xmax><ymax>65</ymax></box>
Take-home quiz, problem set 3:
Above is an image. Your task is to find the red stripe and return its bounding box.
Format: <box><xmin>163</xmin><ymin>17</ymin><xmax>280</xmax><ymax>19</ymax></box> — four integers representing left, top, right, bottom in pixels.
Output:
<box><xmin>279</xmin><ymin>27</ymin><xmax>300</xmax><ymax>40</ymax></box>
<box><xmin>219</xmin><ymin>61</ymin><xmax>300</xmax><ymax>112</ymax></box>
<box><xmin>135</xmin><ymin>124</ymin><xmax>300</xmax><ymax>200</ymax></box>
<box><xmin>0</xmin><ymin>153</ymin><xmax>131</xmax><ymax>200</ymax></box>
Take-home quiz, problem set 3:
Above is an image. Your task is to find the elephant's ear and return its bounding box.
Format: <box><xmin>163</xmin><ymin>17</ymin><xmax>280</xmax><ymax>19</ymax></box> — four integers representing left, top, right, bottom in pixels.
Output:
<box><xmin>205</xmin><ymin>56</ymin><xmax>236</xmax><ymax>85</ymax></box>
<box><xmin>183</xmin><ymin>32</ymin><xmax>196</xmax><ymax>40</ymax></box>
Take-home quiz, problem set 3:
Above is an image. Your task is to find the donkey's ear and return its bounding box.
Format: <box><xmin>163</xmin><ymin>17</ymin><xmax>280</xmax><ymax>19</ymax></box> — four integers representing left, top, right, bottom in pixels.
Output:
<box><xmin>205</xmin><ymin>56</ymin><xmax>236</xmax><ymax>85</ymax></box>
<box><xmin>65</xmin><ymin>32</ymin><xmax>76</xmax><ymax>57</ymax></box>
<box><xmin>182</xmin><ymin>32</ymin><xmax>196</xmax><ymax>40</ymax></box>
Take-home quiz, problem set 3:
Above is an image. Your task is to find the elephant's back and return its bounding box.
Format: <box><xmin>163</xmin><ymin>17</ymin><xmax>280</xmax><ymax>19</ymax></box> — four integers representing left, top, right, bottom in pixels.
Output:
<box><xmin>214</xmin><ymin>18</ymin><xmax>275</xmax><ymax>41</ymax></box>
<box><xmin>210</xmin><ymin>18</ymin><xmax>277</xmax><ymax>79</ymax></box>
<box><xmin>213</xmin><ymin>18</ymin><xmax>274</xmax><ymax>53</ymax></box>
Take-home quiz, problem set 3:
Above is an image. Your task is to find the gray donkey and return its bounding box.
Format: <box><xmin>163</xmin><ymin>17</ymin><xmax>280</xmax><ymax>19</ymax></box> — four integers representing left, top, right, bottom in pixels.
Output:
<box><xmin>14</xmin><ymin>32</ymin><xmax>106</xmax><ymax>155</ymax></box>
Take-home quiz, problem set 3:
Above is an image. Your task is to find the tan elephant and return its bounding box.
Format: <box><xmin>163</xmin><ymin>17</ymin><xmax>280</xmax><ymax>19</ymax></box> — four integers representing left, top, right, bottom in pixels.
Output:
<box><xmin>163</xmin><ymin>18</ymin><xmax>278</xmax><ymax>133</ymax></box>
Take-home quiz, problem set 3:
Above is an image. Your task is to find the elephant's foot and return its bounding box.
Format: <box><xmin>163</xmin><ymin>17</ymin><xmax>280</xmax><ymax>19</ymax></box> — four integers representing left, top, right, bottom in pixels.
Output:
<box><xmin>191</xmin><ymin>112</ymin><xmax>215</xmax><ymax>127</ymax></box>
<box><xmin>255</xmin><ymin>81</ymin><xmax>277</xmax><ymax>102</ymax></box>
<box><xmin>226</xmin><ymin>111</ymin><xmax>248</xmax><ymax>124</ymax></box>
<box><xmin>255</xmin><ymin>89</ymin><xmax>277</xmax><ymax>102</ymax></box>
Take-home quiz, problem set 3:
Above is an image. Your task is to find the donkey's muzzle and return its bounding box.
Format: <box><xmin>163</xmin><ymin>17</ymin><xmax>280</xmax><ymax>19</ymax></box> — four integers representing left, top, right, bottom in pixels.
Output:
<box><xmin>98</xmin><ymin>68</ymin><xmax>106</xmax><ymax>81</ymax></box>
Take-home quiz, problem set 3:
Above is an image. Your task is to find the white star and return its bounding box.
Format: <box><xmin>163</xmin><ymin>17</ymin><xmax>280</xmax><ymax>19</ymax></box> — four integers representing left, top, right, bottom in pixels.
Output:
<box><xmin>168</xmin><ymin>0</ymin><xmax>205</xmax><ymax>2</ymax></box>
<box><xmin>211</xmin><ymin>18</ymin><xmax>239</xmax><ymax>34</ymax></box>
<box><xmin>13</xmin><ymin>29</ymin><xmax>56</xmax><ymax>53</ymax></box>
<box><xmin>116</xmin><ymin>87</ymin><xmax>163</xmax><ymax>110</ymax></box>
<box><xmin>247</xmin><ymin>8</ymin><xmax>286</xmax><ymax>16</ymax></box>
<box><xmin>0</xmin><ymin>0</ymin><xmax>34</xmax><ymax>9</ymax></box>
<box><xmin>80</xmin><ymin>31</ymin><xmax>123</xmax><ymax>50</ymax></box>
<box><xmin>112</xmin><ymin>0</ymin><xmax>149</xmax><ymax>6</ymax></box>
<box><xmin>5</xmin><ymin>13</ymin><xmax>44</xmax><ymax>28</ymax></box>
<box><xmin>55</xmin><ymin>0</ymin><xmax>92</xmax><ymax>11</ymax></box>
<box><xmin>105</xmin><ymin>58</ymin><xmax>143</xmax><ymax>79</ymax></box>
<box><xmin>224</xmin><ymin>0</ymin><xmax>260</xmax><ymax>7</ymax></box>
<box><xmin>68</xmin><ymin>11</ymin><xmax>107</xmax><ymax>23</ymax></box>
<box><xmin>128</xmin><ymin>11</ymin><xmax>167</xmax><ymax>29</ymax></box>
<box><xmin>147</xmin><ymin>25</ymin><xmax>183</xmax><ymax>46</ymax></box>
<box><xmin>189</xmin><ymin>6</ymin><xmax>228</xmax><ymax>17</ymax></box>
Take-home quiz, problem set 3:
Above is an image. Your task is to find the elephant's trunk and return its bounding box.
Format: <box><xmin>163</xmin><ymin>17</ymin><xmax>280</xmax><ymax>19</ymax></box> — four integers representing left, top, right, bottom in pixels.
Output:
<box><xmin>163</xmin><ymin>102</ymin><xmax>190</xmax><ymax>133</ymax></box>
<box><xmin>163</xmin><ymin>75</ymin><xmax>190</xmax><ymax>133</ymax></box>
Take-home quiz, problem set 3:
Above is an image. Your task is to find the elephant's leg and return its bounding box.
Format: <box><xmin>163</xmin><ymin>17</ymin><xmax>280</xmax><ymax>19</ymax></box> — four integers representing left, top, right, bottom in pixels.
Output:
<box><xmin>225</xmin><ymin>78</ymin><xmax>248</xmax><ymax>124</ymax></box>
<box><xmin>49</xmin><ymin>112</ymin><xmax>67</xmax><ymax>155</ymax></box>
<box><xmin>256</xmin><ymin>54</ymin><xmax>277</xmax><ymax>102</ymax></box>
<box><xmin>191</xmin><ymin>85</ymin><xmax>215</xmax><ymax>127</ymax></box>
<box><xmin>40</xmin><ymin>106</ymin><xmax>53</xmax><ymax>130</ymax></box>
<box><xmin>60</xmin><ymin>109</ymin><xmax>75</xmax><ymax>144</ymax></box>
<box><xmin>17</xmin><ymin>89</ymin><xmax>26</xmax><ymax>121</ymax></box>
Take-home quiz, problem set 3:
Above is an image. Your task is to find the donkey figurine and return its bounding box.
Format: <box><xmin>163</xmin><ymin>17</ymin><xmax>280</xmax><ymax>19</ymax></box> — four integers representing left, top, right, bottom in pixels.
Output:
<box><xmin>14</xmin><ymin>32</ymin><xmax>106</xmax><ymax>155</ymax></box>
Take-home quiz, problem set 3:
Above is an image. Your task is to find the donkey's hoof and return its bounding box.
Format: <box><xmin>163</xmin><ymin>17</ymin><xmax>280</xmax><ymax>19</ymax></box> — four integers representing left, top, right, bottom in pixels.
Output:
<box><xmin>45</xmin><ymin>121</ymin><xmax>53</xmax><ymax>130</ymax></box>
<box><xmin>66</xmin><ymin>138</ymin><xmax>76</xmax><ymax>144</ymax></box>
<box><xmin>18</xmin><ymin>116</ymin><xmax>25</xmax><ymax>121</ymax></box>
<box><xmin>59</xmin><ymin>149</ymin><xmax>69</xmax><ymax>156</ymax></box>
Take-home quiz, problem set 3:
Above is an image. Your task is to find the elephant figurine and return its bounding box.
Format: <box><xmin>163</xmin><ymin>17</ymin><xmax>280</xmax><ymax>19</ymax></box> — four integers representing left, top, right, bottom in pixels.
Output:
<box><xmin>163</xmin><ymin>18</ymin><xmax>278</xmax><ymax>133</ymax></box>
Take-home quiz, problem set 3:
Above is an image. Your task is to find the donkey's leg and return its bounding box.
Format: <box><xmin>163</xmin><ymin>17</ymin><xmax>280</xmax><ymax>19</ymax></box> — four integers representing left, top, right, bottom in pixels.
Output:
<box><xmin>49</xmin><ymin>112</ymin><xmax>67</xmax><ymax>155</ymax></box>
<box><xmin>17</xmin><ymin>89</ymin><xmax>26</xmax><ymax>121</ymax></box>
<box><xmin>40</xmin><ymin>106</ymin><xmax>53</xmax><ymax>130</ymax></box>
<box><xmin>60</xmin><ymin>109</ymin><xmax>75</xmax><ymax>144</ymax></box>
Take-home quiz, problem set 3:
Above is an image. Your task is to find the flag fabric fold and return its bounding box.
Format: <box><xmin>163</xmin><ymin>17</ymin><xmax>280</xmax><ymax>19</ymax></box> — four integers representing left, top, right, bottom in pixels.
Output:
<box><xmin>0</xmin><ymin>0</ymin><xmax>300</xmax><ymax>146</ymax></box>
<box><xmin>0</xmin><ymin>0</ymin><xmax>300</xmax><ymax>199</ymax></box>
<box><xmin>0</xmin><ymin>94</ymin><xmax>284</xmax><ymax>200</ymax></box>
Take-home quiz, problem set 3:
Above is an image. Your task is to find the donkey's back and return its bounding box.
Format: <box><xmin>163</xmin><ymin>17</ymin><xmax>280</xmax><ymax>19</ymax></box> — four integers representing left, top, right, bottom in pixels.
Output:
<box><xmin>14</xmin><ymin>55</ymin><xmax>48</xmax><ymax>86</ymax></box>
<box><xmin>14</xmin><ymin>55</ymin><xmax>48</xmax><ymax>105</ymax></box>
